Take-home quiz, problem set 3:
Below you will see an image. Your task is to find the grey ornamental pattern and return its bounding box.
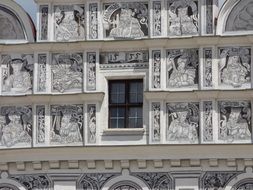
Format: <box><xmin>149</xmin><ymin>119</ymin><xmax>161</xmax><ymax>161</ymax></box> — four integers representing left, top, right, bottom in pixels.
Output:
<box><xmin>152</xmin><ymin>102</ymin><xmax>161</xmax><ymax>142</ymax></box>
<box><xmin>36</xmin><ymin>105</ymin><xmax>46</xmax><ymax>145</ymax></box>
<box><xmin>39</xmin><ymin>5</ymin><xmax>48</xmax><ymax>40</ymax></box>
<box><xmin>38</xmin><ymin>54</ymin><xmax>47</xmax><ymax>92</ymax></box>
<box><xmin>203</xmin><ymin>101</ymin><xmax>213</xmax><ymax>142</ymax></box>
<box><xmin>152</xmin><ymin>50</ymin><xmax>161</xmax><ymax>89</ymax></box>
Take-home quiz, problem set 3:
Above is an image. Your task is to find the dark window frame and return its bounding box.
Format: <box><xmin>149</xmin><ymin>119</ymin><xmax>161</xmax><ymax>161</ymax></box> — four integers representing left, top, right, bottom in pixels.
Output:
<box><xmin>109</xmin><ymin>79</ymin><xmax>143</xmax><ymax>128</ymax></box>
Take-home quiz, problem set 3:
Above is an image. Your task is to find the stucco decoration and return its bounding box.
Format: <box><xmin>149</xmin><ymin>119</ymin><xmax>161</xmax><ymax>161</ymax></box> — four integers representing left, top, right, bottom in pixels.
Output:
<box><xmin>206</xmin><ymin>0</ymin><xmax>213</xmax><ymax>34</ymax></box>
<box><xmin>50</xmin><ymin>105</ymin><xmax>83</xmax><ymax>145</ymax></box>
<box><xmin>153</xmin><ymin>1</ymin><xmax>162</xmax><ymax>36</ymax></box>
<box><xmin>203</xmin><ymin>48</ymin><xmax>212</xmax><ymax>87</ymax></box>
<box><xmin>39</xmin><ymin>5</ymin><xmax>48</xmax><ymax>40</ymax></box>
<box><xmin>226</xmin><ymin>0</ymin><xmax>253</xmax><ymax>32</ymax></box>
<box><xmin>89</xmin><ymin>3</ymin><xmax>98</xmax><ymax>39</ymax></box>
<box><xmin>152</xmin><ymin>50</ymin><xmax>161</xmax><ymax>89</ymax></box>
<box><xmin>167</xmin><ymin>102</ymin><xmax>199</xmax><ymax>143</ymax></box>
<box><xmin>103</xmin><ymin>2</ymin><xmax>149</xmax><ymax>38</ymax></box>
<box><xmin>78</xmin><ymin>173</ymin><xmax>120</xmax><ymax>190</ymax></box>
<box><xmin>36</xmin><ymin>105</ymin><xmax>45</xmax><ymax>145</ymax></box>
<box><xmin>152</xmin><ymin>103</ymin><xmax>161</xmax><ymax>142</ymax></box>
<box><xmin>54</xmin><ymin>4</ymin><xmax>85</xmax><ymax>41</ymax></box>
<box><xmin>219</xmin><ymin>47</ymin><xmax>251</xmax><ymax>88</ymax></box>
<box><xmin>167</xmin><ymin>0</ymin><xmax>198</xmax><ymax>36</ymax></box>
<box><xmin>232</xmin><ymin>179</ymin><xmax>253</xmax><ymax>190</ymax></box>
<box><xmin>167</xmin><ymin>49</ymin><xmax>199</xmax><ymax>88</ymax></box>
<box><xmin>10</xmin><ymin>174</ymin><xmax>52</xmax><ymax>190</ymax></box>
<box><xmin>87</xmin><ymin>53</ymin><xmax>96</xmax><ymax>91</ymax></box>
<box><xmin>51</xmin><ymin>53</ymin><xmax>83</xmax><ymax>93</ymax></box>
<box><xmin>2</xmin><ymin>54</ymin><xmax>33</xmax><ymax>94</ymax></box>
<box><xmin>88</xmin><ymin>104</ymin><xmax>96</xmax><ymax>144</ymax></box>
<box><xmin>201</xmin><ymin>171</ymin><xmax>239</xmax><ymax>189</ymax></box>
<box><xmin>0</xmin><ymin>6</ymin><xmax>25</xmax><ymax>40</ymax></box>
<box><xmin>100</xmin><ymin>51</ymin><xmax>149</xmax><ymax>69</ymax></box>
<box><xmin>38</xmin><ymin>54</ymin><xmax>47</xmax><ymax>92</ymax></box>
<box><xmin>109</xmin><ymin>181</ymin><xmax>142</xmax><ymax>190</ymax></box>
<box><xmin>219</xmin><ymin>101</ymin><xmax>251</xmax><ymax>143</ymax></box>
<box><xmin>132</xmin><ymin>172</ymin><xmax>173</xmax><ymax>189</ymax></box>
<box><xmin>0</xmin><ymin>106</ymin><xmax>32</xmax><ymax>148</ymax></box>
<box><xmin>203</xmin><ymin>101</ymin><xmax>213</xmax><ymax>142</ymax></box>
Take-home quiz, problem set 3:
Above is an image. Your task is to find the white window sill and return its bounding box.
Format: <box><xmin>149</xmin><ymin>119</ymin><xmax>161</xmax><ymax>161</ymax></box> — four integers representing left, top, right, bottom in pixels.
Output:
<box><xmin>103</xmin><ymin>128</ymin><xmax>145</xmax><ymax>136</ymax></box>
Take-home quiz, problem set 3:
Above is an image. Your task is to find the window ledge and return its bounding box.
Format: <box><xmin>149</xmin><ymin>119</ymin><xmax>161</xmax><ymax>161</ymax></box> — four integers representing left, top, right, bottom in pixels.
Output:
<box><xmin>103</xmin><ymin>128</ymin><xmax>145</xmax><ymax>136</ymax></box>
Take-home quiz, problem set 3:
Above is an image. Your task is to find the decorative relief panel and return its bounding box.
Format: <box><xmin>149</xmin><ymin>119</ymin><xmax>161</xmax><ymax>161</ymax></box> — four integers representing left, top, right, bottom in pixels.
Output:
<box><xmin>234</xmin><ymin>182</ymin><xmax>253</xmax><ymax>190</ymax></box>
<box><xmin>54</xmin><ymin>5</ymin><xmax>85</xmax><ymax>41</ymax></box>
<box><xmin>1</xmin><ymin>54</ymin><xmax>33</xmax><ymax>94</ymax></box>
<box><xmin>87</xmin><ymin>53</ymin><xmax>96</xmax><ymax>91</ymax></box>
<box><xmin>218</xmin><ymin>101</ymin><xmax>251</xmax><ymax>143</ymax></box>
<box><xmin>167</xmin><ymin>49</ymin><xmax>199</xmax><ymax>88</ymax></box>
<box><xmin>87</xmin><ymin>104</ymin><xmax>96</xmax><ymax>144</ymax></box>
<box><xmin>0</xmin><ymin>106</ymin><xmax>32</xmax><ymax>148</ymax></box>
<box><xmin>203</xmin><ymin>48</ymin><xmax>213</xmax><ymax>87</ymax></box>
<box><xmin>167</xmin><ymin>102</ymin><xmax>199</xmax><ymax>143</ymax></box>
<box><xmin>201</xmin><ymin>171</ymin><xmax>239</xmax><ymax>189</ymax></box>
<box><xmin>152</xmin><ymin>103</ymin><xmax>161</xmax><ymax>142</ymax></box>
<box><xmin>39</xmin><ymin>5</ymin><xmax>48</xmax><ymax>40</ymax></box>
<box><xmin>226</xmin><ymin>0</ymin><xmax>253</xmax><ymax>32</ymax></box>
<box><xmin>103</xmin><ymin>2</ymin><xmax>149</xmax><ymax>38</ymax></box>
<box><xmin>203</xmin><ymin>101</ymin><xmax>213</xmax><ymax>142</ymax></box>
<box><xmin>78</xmin><ymin>173</ymin><xmax>119</xmax><ymax>190</ymax></box>
<box><xmin>167</xmin><ymin>0</ymin><xmax>199</xmax><ymax>36</ymax></box>
<box><xmin>206</xmin><ymin>0</ymin><xmax>213</xmax><ymax>34</ymax></box>
<box><xmin>50</xmin><ymin>105</ymin><xmax>83</xmax><ymax>145</ymax></box>
<box><xmin>219</xmin><ymin>47</ymin><xmax>251</xmax><ymax>88</ymax></box>
<box><xmin>152</xmin><ymin>50</ymin><xmax>161</xmax><ymax>89</ymax></box>
<box><xmin>100</xmin><ymin>51</ymin><xmax>149</xmax><ymax>69</ymax></box>
<box><xmin>132</xmin><ymin>172</ymin><xmax>173</xmax><ymax>189</ymax></box>
<box><xmin>153</xmin><ymin>1</ymin><xmax>162</xmax><ymax>36</ymax></box>
<box><xmin>51</xmin><ymin>53</ymin><xmax>83</xmax><ymax>93</ymax></box>
<box><xmin>0</xmin><ymin>6</ymin><xmax>25</xmax><ymax>40</ymax></box>
<box><xmin>0</xmin><ymin>184</ymin><xmax>18</xmax><ymax>190</ymax></box>
<box><xmin>37</xmin><ymin>54</ymin><xmax>47</xmax><ymax>92</ymax></box>
<box><xmin>36</xmin><ymin>105</ymin><xmax>45</xmax><ymax>145</ymax></box>
<box><xmin>89</xmin><ymin>3</ymin><xmax>99</xmax><ymax>39</ymax></box>
<box><xmin>11</xmin><ymin>174</ymin><xmax>52</xmax><ymax>190</ymax></box>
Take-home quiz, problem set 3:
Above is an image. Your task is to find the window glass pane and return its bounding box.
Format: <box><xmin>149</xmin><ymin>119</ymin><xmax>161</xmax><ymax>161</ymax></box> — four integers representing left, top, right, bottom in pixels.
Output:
<box><xmin>128</xmin><ymin>107</ymin><xmax>142</xmax><ymax>128</ymax></box>
<box><xmin>109</xmin><ymin>107</ymin><xmax>125</xmax><ymax>128</ymax></box>
<box><xmin>129</xmin><ymin>82</ymin><xmax>143</xmax><ymax>103</ymax></box>
<box><xmin>110</xmin><ymin>82</ymin><xmax>125</xmax><ymax>104</ymax></box>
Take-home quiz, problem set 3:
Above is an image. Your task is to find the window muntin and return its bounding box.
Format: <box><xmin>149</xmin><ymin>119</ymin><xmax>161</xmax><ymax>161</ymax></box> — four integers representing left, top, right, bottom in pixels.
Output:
<box><xmin>109</xmin><ymin>80</ymin><xmax>143</xmax><ymax>128</ymax></box>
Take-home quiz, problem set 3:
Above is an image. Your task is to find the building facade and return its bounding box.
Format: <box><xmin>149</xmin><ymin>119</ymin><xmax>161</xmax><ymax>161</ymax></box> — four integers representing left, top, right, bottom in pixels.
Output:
<box><xmin>0</xmin><ymin>0</ymin><xmax>253</xmax><ymax>189</ymax></box>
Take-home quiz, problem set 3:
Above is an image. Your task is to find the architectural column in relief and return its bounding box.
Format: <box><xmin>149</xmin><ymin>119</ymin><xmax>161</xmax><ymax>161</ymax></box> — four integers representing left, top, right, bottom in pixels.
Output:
<box><xmin>152</xmin><ymin>102</ymin><xmax>161</xmax><ymax>142</ymax></box>
<box><xmin>87</xmin><ymin>104</ymin><xmax>96</xmax><ymax>144</ymax></box>
<box><xmin>37</xmin><ymin>54</ymin><xmax>47</xmax><ymax>92</ymax></box>
<box><xmin>152</xmin><ymin>1</ymin><xmax>162</xmax><ymax>36</ymax></box>
<box><xmin>87</xmin><ymin>52</ymin><xmax>96</xmax><ymax>91</ymax></box>
<box><xmin>39</xmin><ymin>5</ymin><xmax>48</xmax><ymax>40</ymax></box>
<box><xmin>89</xmin><ymin>3</ymin><xmax>98</xmax><ymax>39</ymax></box>
<box><xmin>202</xmin><ymin>101</ymin><xmax>213</xmax><ymax>142</ymax></box>
<box><xmin>203</xmin><ymin>48</ymin><xmax>213</xmax><ymax>88</ymax></box>
<box><xmin>152</xmin><ymin>50</ymin><xmax>161</xmax><ymax>89</ymax></box>
<box><xmin>36</xmin><ymin>105</ymin><xmax>46</xmax><ymax>145</ymax></box>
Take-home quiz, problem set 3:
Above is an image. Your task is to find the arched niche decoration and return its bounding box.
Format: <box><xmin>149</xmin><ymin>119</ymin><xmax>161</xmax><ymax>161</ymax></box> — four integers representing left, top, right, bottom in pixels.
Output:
<box><xmin>217</xmin><ymin>0</ymin><xmax>253</xmax><ymax>35</ymax></box>
<box><xmin>0</xmin><ymin>0</ymin><xmax>35</xmax><ymax>42</ymax></box>
<box><xmin>224</xmin><ymin>168</ymin><xmax>253</xmax><ymax>190</ymax></box>
<box><xmin>0</xmin><ymin>183</ymin><xmax>19</xmax><ymax>190</ymax></box>
<box><xmin>102</xmin><ymin>172</ymin><xmax>149</xmax><ymax>190</ymax></box>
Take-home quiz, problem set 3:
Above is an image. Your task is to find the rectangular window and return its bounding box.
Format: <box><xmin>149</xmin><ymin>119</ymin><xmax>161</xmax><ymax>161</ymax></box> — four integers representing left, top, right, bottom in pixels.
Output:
<box><xmin>109</xmin><ymin>80</ymin><xmax>143</xmax><ymax>128</ymax></box>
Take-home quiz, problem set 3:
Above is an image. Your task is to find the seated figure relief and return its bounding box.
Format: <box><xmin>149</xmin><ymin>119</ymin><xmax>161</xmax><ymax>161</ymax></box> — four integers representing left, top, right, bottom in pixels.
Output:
<box><xmin>51</xmin><ymin>105</ymin><xmax>83</xmax><ymax>144</ymax></box>
<box><xmin>52</xmin><ymin>53</ymin><xmax>83</xmax><ymax>93</ymax></box>
<box><xmin>219</xmin><ymin>48</ymin><xmax>251</xmax><ymax>88</ymax></box>
<box><xmin>167</xmin><ymin>102</ymin><xmax>199</xmax><ymax>143</ymax></box>
<box><xmin>103</xmin><ymin>2</ymin><xmax>148</xmax><ymax>38</ymax></box>
<box><xmin>0</xmin><ymin>106</ymin><xmax>32</xmax><ymax>148</ymax></box>
<box><xmin>219</xmin><ymin>101</ymin><xmax>251</xmax><ymax>142</ymax></box>
<box><xmin>167</xmin><ymin>49</ymin><xmax>198</xmax><ymax>88</ymax></box>
<box><xmin>2</xmin><ymin>55</ymin><xmax>33</xmax><ymax>94</ymax></box>
<box><xmin>54</xmin><ymin>5</ymin><xmax>85</xmax><ymax>41</ymax></box>
<box><xmin>168</xmin><ymin>0</ymin><xmax>198</xmax><ymax>36</ymax></box>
